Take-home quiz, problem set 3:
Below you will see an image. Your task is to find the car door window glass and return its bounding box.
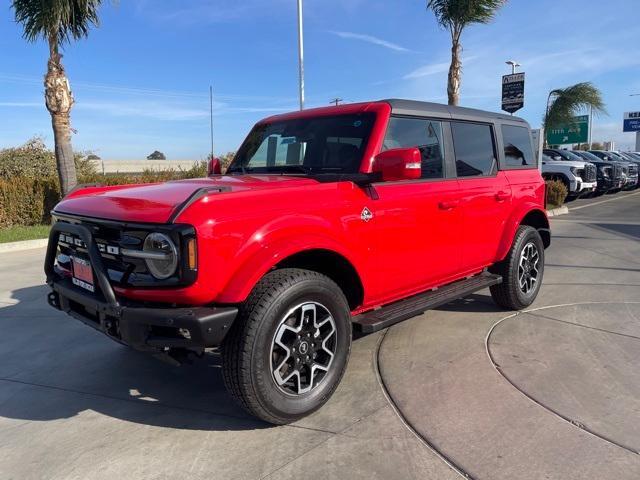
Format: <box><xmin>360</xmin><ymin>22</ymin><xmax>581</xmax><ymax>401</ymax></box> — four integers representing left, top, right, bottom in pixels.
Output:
<box><xmin>502</xmin><ymin>125</ymin><xmax>535</xmax><ymax>167</ymax></box>
<box><xmin>383</xmin><ymin>117</ymin><xmax>445</xmax><ymax>179</ymax></box>
<box><xmin>451</xmin><ymin>122</ymin><xmax>496</xmax><ymax>177</ymax></box>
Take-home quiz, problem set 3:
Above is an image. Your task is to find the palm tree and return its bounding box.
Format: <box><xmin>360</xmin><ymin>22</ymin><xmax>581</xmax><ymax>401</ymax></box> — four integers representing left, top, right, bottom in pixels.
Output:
<box><xmin>12</xmin><ymin>0</ymin><xmax>104</xmax><ymax>195</ymax></box>
<box><xmin>426</xmin><ymin>0</ymin><xmax>506</xmax><ymax>106</ymax></box>
<box><xmin>544</xmin><ymin>82</ymin><xmax>606</xmax><ymax>136</ymax></box>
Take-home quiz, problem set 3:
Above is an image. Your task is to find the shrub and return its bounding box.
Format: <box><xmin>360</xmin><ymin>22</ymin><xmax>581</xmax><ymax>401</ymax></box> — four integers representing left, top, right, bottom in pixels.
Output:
<box><xmin>0</xmin><ymin>177</ymin><xmax>59</xmax><ymax>227</ymax></box>
<box><xmin>0</xmin><ymin>137</ymin><xmax>96</xmax><ymax>180</ymax></box>
<box><xmin>545</xmin><ymin>179</ymin><xmax>568</xmax><ymax>209</ymax></box>
<box><xmin>0</xmin><ymin>157</ymin><xmax>210</xmax><ymax>228</ymax></box>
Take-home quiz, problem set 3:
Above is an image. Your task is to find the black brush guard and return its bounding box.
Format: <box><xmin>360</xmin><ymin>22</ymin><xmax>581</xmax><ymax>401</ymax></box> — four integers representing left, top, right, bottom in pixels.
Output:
<box><xmin>45</xmin><ymin>222</ymin><xmax>237</xmax><ymax>358</ymax></box>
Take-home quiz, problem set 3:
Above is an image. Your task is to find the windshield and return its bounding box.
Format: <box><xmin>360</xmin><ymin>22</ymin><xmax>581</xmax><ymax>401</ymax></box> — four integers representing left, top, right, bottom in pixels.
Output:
<box><xmin>548</xmin><ymin>149</ymin><xmax>583</xmax><ymax>162</ymax></box>
<box><xmin>573</xmin><ymin>151</ymin><xmax>601</xmax><ymax>162</ymax></box>
<box><xmin>228</xmin><ymin>113</ymin><xmax>376</xmax><ymax>174</ymax></box>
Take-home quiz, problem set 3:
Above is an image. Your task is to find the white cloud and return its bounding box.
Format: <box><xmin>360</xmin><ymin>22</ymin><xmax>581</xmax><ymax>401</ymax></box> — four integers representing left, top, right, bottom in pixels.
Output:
<box><xmin>330</xmin><ymin>31</ymin><xmax>412</xmax><ymax>53</ymax></box>
<box><xmin>403</xmin><ymin>62</ymin><xmax>450</xmax><ymax>79</ymax></box>
<box><xmin>0</xmin><ymin>102</ymin><xmax>41</xmax><ymax>108</ymax></box>
<box><xmin>402</xmin><ymin>56</ymin><xmax>479</xmax><ymax>80</ymax></box>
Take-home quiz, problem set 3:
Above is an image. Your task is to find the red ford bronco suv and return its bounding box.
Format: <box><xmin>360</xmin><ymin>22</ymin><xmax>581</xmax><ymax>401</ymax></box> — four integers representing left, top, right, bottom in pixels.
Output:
<box><xmin>45</xmin><ymin>100</ymin><xmax>550</xmax><ymax>424</ymax></box>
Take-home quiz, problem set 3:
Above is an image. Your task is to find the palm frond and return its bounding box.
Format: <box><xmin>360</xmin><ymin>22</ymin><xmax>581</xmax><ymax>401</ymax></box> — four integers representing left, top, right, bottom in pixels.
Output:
<box><xmin>544</xmin><ymin>82</ymin><xmax>607</xmax><ymax>131</ymax></box>
<box><xmin>427</xmin><ymin>0</ymin><xmax>507</xmax><ymax>32</ymax></box>
<box><xmin>12</xmin><ymin>0</ymin><xmax>103</xmax><ymax>45</ymax></box>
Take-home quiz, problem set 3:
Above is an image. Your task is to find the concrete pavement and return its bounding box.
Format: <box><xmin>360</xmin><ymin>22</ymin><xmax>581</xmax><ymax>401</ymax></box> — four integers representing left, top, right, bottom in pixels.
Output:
<box><xmin>0</xmin><ymin>190</ymin><xmax>639</xmax><ymax>479</ymax></box>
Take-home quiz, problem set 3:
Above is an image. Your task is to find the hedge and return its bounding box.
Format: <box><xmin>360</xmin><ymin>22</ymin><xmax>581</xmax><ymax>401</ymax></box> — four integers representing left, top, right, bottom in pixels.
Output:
<box><xmin>0</xmin><ymin>138</ymin><xmax>210</xmax><ymax>228</ymax></box>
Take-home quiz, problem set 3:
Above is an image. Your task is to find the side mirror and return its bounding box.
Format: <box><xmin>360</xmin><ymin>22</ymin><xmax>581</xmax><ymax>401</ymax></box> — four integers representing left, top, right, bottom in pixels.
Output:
<box><xmin>553</xmin><ymin>156</ymin><xmax>562</xmax><ymax>161</ymax></box>
<box><xmin>373</xmin><ymin>148</ymin><xmax>421</xmax><ymax>181</ymax></box>
<box><xmin>208</xmin><ymin>157</ymin><xmax>222</xmax><ymax>176</ymax></box>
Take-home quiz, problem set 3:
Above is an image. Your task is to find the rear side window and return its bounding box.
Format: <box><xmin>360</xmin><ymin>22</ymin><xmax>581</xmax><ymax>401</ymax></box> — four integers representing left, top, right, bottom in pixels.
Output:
<box><xmin>383</xmin><ymin>117</ymin><xmax>445</xmax><ymax>179</ymax></box>
<box><xmin>451</xmin><ymin>122</ymin><xmax>497</xmax><ymax>177</ymax></box>
<box><xmin>502</xmin><ymin>125</ymin><xmax>535</xmax><ymax>167</ymax></box>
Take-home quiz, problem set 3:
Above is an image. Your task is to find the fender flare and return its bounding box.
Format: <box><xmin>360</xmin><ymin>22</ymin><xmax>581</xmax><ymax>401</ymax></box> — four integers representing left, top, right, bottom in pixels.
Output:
<box><xmin>214</xmin><ymin>222</ymin><xmax>364</xmax><ymax>304</ymax></box>
<box><xmin>496</xmin><ymin>205</ymin><xmax>550</xmax><ymax>261</ymax></box>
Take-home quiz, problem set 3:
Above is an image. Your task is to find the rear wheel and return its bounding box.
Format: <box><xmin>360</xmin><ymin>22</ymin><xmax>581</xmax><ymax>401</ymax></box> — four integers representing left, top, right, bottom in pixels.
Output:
<box><xmin>490</xmin><ymin>226</ymin><xmax>544</xmax><ymax>310</ymax></box>
<box><xmin>221</xmin><ymin>268</ymin><xmax>351</xmax><ymax>424</ymax></box>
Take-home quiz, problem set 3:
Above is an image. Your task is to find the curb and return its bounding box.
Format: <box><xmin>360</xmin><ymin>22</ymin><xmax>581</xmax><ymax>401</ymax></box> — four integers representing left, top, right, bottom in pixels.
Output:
<box><xmin>546</xmin><ymin>206</ymin><xmax>569</xmax><ymax>217</ymax></box>
<box><xmin>0</xmin><ymin>238</ymin><xmax>48</xmax><ymax>253</ymax></box>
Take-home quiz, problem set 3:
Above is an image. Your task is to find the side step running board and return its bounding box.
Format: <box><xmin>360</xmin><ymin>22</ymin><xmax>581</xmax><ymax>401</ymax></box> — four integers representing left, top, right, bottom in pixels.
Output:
<box><xmin>352</xmin><ymin>272</ymin><xmax>502</xmax><ymax>333</ymax></box>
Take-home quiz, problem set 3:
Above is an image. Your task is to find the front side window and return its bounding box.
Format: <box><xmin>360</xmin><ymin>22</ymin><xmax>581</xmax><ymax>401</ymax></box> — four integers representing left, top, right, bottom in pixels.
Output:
<box><xmin>228</xmin><ymin>113</ymin><xmax>375</xmax><ymax>174</ymax></box>
<box><xmin>382</xmin><ymin>117</ymin><xmax>445</xmax><ymax>179</ymax></box>
<box><xmin>502</xmin><ymin>125</ymin><xmax>535</xmax><ymax>168</ymax></box>
<box><xmin>451</xmin><ymin>122</ymin><xmax>496</xmax><ymax>177</ymax></box>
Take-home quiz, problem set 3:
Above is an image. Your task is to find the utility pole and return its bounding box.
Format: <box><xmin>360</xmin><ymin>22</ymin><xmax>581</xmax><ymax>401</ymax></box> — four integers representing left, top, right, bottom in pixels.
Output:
<box><xmin>209</xmin><ymin>85</ymin><xmax>214</xmax><ymax>160</ymax></box>
<box><xmin>296</xmin><ymin>0</ymin><xmax>305</xmax><ymax>110</ymax></box>
<box><xmin>329</xmin><ymin>98</ymin><xmax>343</xmax><ymax>106</ymax></box>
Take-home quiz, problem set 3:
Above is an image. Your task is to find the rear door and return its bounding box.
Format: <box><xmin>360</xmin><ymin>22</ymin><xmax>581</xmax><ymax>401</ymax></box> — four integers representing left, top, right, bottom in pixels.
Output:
<box><xmin>364</xmin><ymin>116</ymin><xmax>463</xmax><ymax>303</ymax></box>
<box><xmin>451</xmin><ymin>121</ymin><xmax>513</xmax><ymax>270</ymax></box>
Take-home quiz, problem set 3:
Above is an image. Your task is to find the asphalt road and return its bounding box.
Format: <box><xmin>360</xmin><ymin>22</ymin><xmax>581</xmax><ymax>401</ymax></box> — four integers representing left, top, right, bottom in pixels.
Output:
<box><xmin>0</xmin><ymin>190</ymin><xmax>638</xmax><ymax>480</ymax></box>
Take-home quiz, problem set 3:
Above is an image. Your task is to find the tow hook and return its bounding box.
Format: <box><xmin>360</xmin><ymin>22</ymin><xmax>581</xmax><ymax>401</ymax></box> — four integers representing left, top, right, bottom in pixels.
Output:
<box><xmin>47</xmin><ymin>291</ymin><xmax>61</xmax><ymax>310</ymax></box>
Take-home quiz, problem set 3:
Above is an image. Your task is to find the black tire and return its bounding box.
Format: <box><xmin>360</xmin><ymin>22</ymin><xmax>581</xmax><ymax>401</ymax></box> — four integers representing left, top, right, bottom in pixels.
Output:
<box><xmin>221</xmin><ymin>268</ymin><xmax>352</xmax><ymax>424</ymax></box>
<box><xmin>489</xmin><ymin>226</ymin><xmax>544</xmax><ymax>310</ymax></box>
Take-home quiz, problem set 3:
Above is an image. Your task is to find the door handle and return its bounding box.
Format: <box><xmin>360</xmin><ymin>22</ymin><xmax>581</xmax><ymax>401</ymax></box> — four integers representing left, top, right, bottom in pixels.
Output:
<box><xmin>521</xmin><ymin>185</ymin><xmax>534</xmax><ymax>191</ymax></box>
<box><xmin>438</xmin><ymin>200</ymin><xmax>459</xmax><ymax>210</ymax></box>
<box><xmin>495</xmin><ymin>191</ymin><xmax>510</xmax><ymax>202</ymax></box>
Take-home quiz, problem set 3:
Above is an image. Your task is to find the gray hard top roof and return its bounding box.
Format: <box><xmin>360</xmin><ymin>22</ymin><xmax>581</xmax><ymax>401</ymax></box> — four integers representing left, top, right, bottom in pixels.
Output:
<box><xmin>382</xmin><ymin>98</ymin><xmax>528</xmax><ymax>125</ymax></box>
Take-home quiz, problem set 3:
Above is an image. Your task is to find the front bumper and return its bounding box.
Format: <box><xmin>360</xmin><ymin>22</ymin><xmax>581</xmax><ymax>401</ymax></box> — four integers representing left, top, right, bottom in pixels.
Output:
<box><xmin>572</xmin><ymin>180</ymin><xmax>597</xmax><ymax>195</ymax></box>
<box><xmin>596</xmin><ymin>177</ymin><xmax>623</xmax><ymax>192</ymax></box>
<box><xmin>45</xmin><ymin>221</ymin><xmax>237</xmax><ymax>356</ymax></box>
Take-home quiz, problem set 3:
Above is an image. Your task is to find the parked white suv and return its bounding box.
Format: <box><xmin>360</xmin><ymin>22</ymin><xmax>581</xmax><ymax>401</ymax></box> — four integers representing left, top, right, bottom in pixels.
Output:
<box><xmin>542</xmin><ymin>149</ymin><xmax>597</xmax><ymax>198</ymax></box>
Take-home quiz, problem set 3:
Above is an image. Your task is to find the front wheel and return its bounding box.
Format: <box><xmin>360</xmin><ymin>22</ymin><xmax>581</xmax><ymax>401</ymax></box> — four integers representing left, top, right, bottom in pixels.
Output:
<box><xmin>490</xmin><ymin>226</ymin><xmax>545</xmax><ymax>310</ymax></box>
<box><xmin>221</xmin><ymin>268</ymin><xmax>352</xmax><ymax>424</ymax></box>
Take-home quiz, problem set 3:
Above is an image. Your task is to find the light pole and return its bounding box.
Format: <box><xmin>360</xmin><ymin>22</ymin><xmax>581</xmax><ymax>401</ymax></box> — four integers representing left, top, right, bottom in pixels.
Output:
<box><xmin>632</xmin><ymin>94</ymin><xmax>640</xmax><ymax>151</ymax></box>
<box><xmin>505</xmin><ymin>60</ymin><xmax>520</xmax><ymax>74</ymax></box>
<box><xmin>296</xmin><ymin>0</ymin><xmax>305</xmax><ymax>110</ymax></box>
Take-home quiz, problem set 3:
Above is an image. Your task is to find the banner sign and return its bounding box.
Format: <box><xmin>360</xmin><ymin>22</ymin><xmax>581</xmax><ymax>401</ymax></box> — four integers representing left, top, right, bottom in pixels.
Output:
<box><xmin>623</xmin><ymin>111</ymin><xmax>640</xmax><ymax>132</ymax></box>
<box><xmin>502</xmin><ymin>73</ymin><xmax>525</xmax><ymax>114</ymax></box>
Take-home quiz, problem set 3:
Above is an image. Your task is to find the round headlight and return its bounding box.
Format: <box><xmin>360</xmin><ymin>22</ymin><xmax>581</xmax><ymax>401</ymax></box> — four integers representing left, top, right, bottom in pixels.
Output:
<box><xmin>143</xmin><ymin>233</ymin><xmax>178</xmax><ymax>279</ymax></box>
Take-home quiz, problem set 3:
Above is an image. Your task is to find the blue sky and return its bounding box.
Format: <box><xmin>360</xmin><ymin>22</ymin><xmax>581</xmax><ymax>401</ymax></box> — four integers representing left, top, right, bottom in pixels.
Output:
<box><xmin>1</xmin><ymin>0</ymin><xmax>639</xmax><ymax>159</ymax></box>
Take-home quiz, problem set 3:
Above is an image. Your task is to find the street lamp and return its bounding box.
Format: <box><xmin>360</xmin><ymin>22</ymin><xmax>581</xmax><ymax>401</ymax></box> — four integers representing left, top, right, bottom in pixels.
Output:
<box><xmin>505</xmin><ymin>60</ymin><xmax>521</xmax><ymax>74</ymax></box>
<box><xmin>296</xmin><ymin>0</ymin><xmax>305</xmax><ymax>110</ymax></box>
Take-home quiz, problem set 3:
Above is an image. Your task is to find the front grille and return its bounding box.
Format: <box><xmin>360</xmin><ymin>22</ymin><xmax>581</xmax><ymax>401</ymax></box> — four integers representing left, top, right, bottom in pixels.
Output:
<box><xmin>613</xmin><ymin>164</ymin><xmax>623</xmax><ymax>181</ymax></box>
<box><xmin>55</xmin><ymin>221</ymin><xmax>147</xmax><ymax>287</ymax></box>
<box><xmin>628</xmin><ymin>164</ymin><xmax>638</xmax><ymax>177</ymax></box>
<box><xmin>52</xmin><ymin>214</ymin><xmax>197</xmax><ymax>288</ymax></box>
<box><xmin>582</xmin><ymin>163</ymin><xmax>597</xmax><ymax>182</ymax></box>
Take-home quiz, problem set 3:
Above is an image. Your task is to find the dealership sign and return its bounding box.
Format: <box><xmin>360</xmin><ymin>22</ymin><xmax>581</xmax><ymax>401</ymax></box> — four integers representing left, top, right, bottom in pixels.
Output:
<box><xmin>623</xmin><ymin>111</ymin><xmax>640</xmax><ymax>132</ymax></box>
<box><xmin>501</xmin><ymin>73</ymin><xmax>525</xmax><ymax>114</ymax></box>
<box><xmin>546</xmin><ymin>115</ymin><xmax>589</xmax><ymax>145</ymax></box>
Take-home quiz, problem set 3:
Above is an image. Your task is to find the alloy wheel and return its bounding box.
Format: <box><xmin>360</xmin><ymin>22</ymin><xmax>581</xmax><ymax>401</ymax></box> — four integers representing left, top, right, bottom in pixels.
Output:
<box><xmin>518</xmin><ymin>241</ymin><xmax>540</xmax><ymax>295</ymax></box>
<box><xmin>270</xmin><ymin>302</ymin><xmax>337</xmax><ymax>395</ymax></box>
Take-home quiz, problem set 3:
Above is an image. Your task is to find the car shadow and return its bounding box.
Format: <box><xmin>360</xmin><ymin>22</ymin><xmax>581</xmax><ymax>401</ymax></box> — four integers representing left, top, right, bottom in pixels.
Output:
<box><xmin>435</xmin><ymin>293</ymin><xmax>506</xmax><ymax>313</ymax></box>
<box><xmin>0</xmin><ymin>285</ymin><xmax>270</xmax><ymax>431</ymax></box>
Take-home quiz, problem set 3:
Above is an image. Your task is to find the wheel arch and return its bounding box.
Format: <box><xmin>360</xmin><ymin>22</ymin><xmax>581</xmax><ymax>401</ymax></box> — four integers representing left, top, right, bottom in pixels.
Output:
<box><xmin>497</xmin><ymin>206</ymin><xmax>550</xmax><ymax>262</ymax></box>
<box><xmin>275</xmin><ymin>249</ymin><xmax>364</xmax><ymax>311</ymax></box>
